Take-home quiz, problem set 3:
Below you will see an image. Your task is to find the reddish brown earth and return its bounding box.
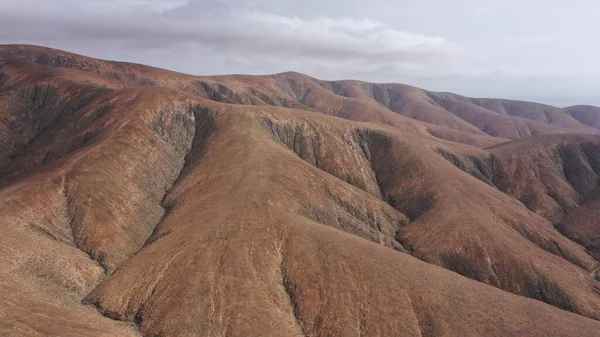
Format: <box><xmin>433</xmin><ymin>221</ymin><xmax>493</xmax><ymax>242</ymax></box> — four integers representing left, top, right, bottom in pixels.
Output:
<box><xmin>1</xmin><ymin>45</ymin><xmax>600</xmax><ymax>336</ymax></box>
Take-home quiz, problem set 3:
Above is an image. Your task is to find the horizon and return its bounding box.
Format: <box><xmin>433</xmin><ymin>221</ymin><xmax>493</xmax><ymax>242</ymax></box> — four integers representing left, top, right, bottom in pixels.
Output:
<box><xmin>6</xmin><ymin>43</ymin><xmax>597</xmax><ymax>110</ymax></box>
<box><xmin>1</xmin><ymin>0</ymin><xmax>599</xmax><ymax>107</ymax></box>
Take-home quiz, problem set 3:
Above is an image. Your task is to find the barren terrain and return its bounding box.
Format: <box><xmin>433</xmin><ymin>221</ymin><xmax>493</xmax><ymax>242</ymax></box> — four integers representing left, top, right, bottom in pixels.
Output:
<box><xmin>1</xmin><ymin>45</ymin><xmax>600</xmax><ymax>336</ymax></box>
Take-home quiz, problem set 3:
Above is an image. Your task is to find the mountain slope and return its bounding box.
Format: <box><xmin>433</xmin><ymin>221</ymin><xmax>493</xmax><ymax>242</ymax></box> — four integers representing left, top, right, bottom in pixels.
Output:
<box><xmin>2</xmin><ymin>44</ymin><xmax>599</xmax><ymax>144</ymax></box>
<box><xmin>1</xmin><ymin>45</ymin><xmax>600</xmax><ymax>336</ymax></box>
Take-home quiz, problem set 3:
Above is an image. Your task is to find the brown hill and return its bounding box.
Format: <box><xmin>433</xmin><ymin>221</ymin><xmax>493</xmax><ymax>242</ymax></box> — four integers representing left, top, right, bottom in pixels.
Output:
<box><xmin>3</xmin><ymin>44</ymin><xmax>599</xmax><ymax>143</ymax></box>
<box><xmin>1</xmin><ymin>45</ymin><xmax>600</xmax><ymax>336</ymax></box>
<box><xmin>565</xmin><ymin>105</ymin><xmax>600</xmax><ymax>130</ymax></box>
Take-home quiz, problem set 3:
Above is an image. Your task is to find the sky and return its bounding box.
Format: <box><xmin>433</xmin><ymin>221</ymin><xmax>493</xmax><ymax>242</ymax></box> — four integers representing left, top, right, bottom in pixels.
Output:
<box><xmin>1</xmin><ymin>0</ymin><xmax>599</xmax><ymax>107</ymax></box>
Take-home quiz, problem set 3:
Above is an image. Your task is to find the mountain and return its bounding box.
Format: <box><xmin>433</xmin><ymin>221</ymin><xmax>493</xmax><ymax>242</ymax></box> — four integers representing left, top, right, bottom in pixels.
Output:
<box><xmin>1</xmin><ymin>44</ymin><xmax>600</xmax><ymax>337</ymax></box>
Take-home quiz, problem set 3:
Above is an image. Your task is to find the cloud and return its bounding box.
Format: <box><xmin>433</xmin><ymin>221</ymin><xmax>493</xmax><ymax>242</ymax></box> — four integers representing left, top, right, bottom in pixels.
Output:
<box><xmin>0</xmin><ymin>0</ymin><xmax>462</xmax><ymax>77</ymax></box>
<box><xmin>4</xmin><ymin>0</ymin><xmax>598</xmax><ymax>106</ymax></box>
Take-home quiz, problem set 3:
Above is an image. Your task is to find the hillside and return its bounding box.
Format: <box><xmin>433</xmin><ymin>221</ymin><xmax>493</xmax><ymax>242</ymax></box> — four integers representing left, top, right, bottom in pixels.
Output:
<box><xmin>1</xmin><ymin>45</ymin><xmax>600</xmax><ymax>336</ymax></box>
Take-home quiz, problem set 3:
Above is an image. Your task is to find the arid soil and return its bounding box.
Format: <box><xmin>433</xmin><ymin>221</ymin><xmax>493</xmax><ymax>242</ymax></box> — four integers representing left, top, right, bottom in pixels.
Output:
<box><xmin>1</xmin><ymin>45</ymin><xmax>600</xmax><ymax>336</ymax></box>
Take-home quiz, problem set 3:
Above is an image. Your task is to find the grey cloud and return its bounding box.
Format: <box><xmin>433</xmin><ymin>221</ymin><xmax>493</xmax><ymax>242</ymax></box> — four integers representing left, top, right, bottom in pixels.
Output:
<box><xmin>0</xmin><ymin>0</ymin><xmax>462</xmax><ymax>73</ymax></box>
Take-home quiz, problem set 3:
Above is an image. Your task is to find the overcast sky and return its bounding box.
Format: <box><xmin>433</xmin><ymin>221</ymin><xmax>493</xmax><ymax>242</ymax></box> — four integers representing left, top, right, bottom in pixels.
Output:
<box><xmin>1</xmin><ymin>0</ymin><xmax>599</xmax><ymax>107</ymax></box>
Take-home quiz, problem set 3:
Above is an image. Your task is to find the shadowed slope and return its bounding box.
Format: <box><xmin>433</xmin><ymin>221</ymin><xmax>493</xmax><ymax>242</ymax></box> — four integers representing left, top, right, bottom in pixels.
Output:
<box><xmin>435</xmin><ymin>133</ymin><xmax>600</xmax><ymax>274</ymax></box>
<box><xmin>558</xmin><ymin>184</ymin><xmax>600</xmax><ymax>261</ymax></box>
<box><xmin>466</xmin><ymin>134</ymin><xmax>600</xmax><ymax>263</ymax></box>
<box><xmin>0</xmin><ymin>88</ymin><xmax>199</xmax><ymax>335</ymax></box>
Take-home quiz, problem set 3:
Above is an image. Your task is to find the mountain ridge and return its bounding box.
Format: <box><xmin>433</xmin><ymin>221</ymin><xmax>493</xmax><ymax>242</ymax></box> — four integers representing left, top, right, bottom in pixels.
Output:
<box><xmin>1</xmin><ymin>45</ymin><xmax>600</xmax><ymax>337</ymax></box>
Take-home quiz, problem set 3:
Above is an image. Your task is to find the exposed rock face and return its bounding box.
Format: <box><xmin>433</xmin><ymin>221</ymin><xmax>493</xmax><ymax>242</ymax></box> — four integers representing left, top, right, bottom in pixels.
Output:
<box><xmin>2</xmin><ymin>45</ymin><xmax>600</xmax><ymax>337</ymax></box>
